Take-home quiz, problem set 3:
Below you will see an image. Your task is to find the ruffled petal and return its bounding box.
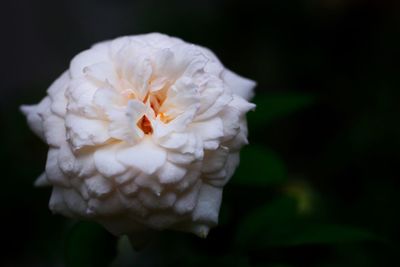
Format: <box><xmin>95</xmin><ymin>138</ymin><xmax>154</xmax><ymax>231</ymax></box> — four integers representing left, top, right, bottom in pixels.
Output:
<box><xmin>222</xmin><ymin>69</ymin><xmax>256</xmax><ymax>101</ymax></box>
<box><xmin>191</xmin><ymin>183</ymin><xmax>222</xmax><ymax>225</ymax></box>
<box><xmin>157</xmin><ymin>161</ymin><xmax>187</xmax><ymax>184</ymax></box>
<box><xmin>107</xmin><ymin>100</ymin><xmax>146</xmax><ymax>143</ymax></box>
<box><xmin>116</xmin><ymin>138</ymin><xmax>167</xmax><ymax>175</ymax></box>
<box><xmin>20</xmin><ymin>104</ymin><xmax>45</xmax><ymax>141</ymax></box>
<box><xmin>45</xmin><ymin>148</ymin><xmax>70</xmax><ymax>187</ymax></box>
<box><xmin>47</xmin><ymin>71</ymin><xmax>69</xmax><ymax>117</ymax></box>
<box><xmin>65</xmin><ymin>114</ymin><xmax>110</xmax><ymax>149</ymax></box>
<box><xmin>70</xmin><ymin>49</ymin><xmax>109</xmax><ymax>78</ymax></box>
<box><xmin>94</xmin><ymin>144</ymin><xmax>126</xmax><ymax>177</ymax></box>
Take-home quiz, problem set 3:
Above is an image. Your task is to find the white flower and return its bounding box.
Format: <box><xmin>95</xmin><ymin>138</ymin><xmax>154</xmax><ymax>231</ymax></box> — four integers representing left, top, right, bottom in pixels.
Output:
<box><xmin>21</xmin><ymin>33</ymin><xmax>255</xmax><ymax>238</ymax></box>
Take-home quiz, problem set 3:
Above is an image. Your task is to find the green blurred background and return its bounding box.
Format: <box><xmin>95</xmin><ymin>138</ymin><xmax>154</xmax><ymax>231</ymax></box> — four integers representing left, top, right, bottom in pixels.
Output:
<box><xmin>1</xmin><ymin>0</ymin><xmax>399</xmax><ymax>266</ymax></box>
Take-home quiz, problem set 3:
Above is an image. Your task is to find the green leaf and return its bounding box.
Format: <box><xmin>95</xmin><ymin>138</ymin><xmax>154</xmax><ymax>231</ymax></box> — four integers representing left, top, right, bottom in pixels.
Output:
<box><xmin>235</xmin><ymin>196</ymin><xmax>299</xmax><ymax>247</ymax></box>
<box><xmin>236</xmin><ymin>196</ymin><xmax>380</xmax><ymax>249</ymax></box>
<box><xmin>65</xmin><ymin>221</ymin><xmax>117</xmax><ymax>267</ymax></box>
<box><xmin>232</xmin><ymin>146</ymin><xmax>287</xmax><ymax>186</ymax></box>
<box><xmin>272</xmin><ymin>224</ymin><xmax>380</xmax><ymax>246</ymax></box>
<box><xmin>249</xmin><ymin>93</ymin><xmax>315</xmax><ymax>127</ymax></box>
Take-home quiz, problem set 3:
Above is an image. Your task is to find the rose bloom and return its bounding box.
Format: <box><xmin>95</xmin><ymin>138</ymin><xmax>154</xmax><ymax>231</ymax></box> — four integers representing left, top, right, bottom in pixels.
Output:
<box><xmin>22</xmin><ymin>33</ymin><xmax>255</xmax><ymax>238</ymax></box>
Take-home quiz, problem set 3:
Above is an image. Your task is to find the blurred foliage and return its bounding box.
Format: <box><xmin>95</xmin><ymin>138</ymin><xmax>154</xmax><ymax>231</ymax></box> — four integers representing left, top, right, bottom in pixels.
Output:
<box><xmin>1</xmin><ymin>0</ymin><xmax>400</xmax><ymax>266</ymax></box>
<box><xmin>248</xmin><ymin>94</ymin><xmax>315</xmax><ymax>128</ymax></box>
<box><xmin>65</xmin><ymin>222</ymin><xmax>117</xmax><ymax>267</ymax></box>
<box><xmin>232</xmin><ymin>146</ymin><xmax>287</xmax><ymax>186</ymax></box>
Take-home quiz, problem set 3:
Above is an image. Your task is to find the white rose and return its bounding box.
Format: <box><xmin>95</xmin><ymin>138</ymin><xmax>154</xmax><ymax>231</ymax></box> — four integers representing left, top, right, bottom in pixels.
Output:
<box><xmin>21</xmin><ymin>33</ymin><xmax>255</xmax><ymax>238</ymax></box>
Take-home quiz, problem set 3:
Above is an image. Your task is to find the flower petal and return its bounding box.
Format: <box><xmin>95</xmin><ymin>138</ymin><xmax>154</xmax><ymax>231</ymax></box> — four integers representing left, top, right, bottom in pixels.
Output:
<box><xmin>85</xmin><ymin>175</ymin><xmax>113</xmax><ymax>199</ymax></box>
<box><xmin>190</xmin><ymin>117</ymin><xmax>224</xmax><ymax>144</ymax></box>
<box><xmin>107</xmin><ymin>100</ymin><xmax>146</xmax><ymax>143</ymax></box>
<box><xmin>222</xmin><ymin>69</ymin><xmax>256</xmax><ymax>101</ymax></box>
<box><xmin>84</xmin><ymin>61</ymin><xmax>119</xmax><ymax>87</ymax></box>
<box><xmin>174</xmin><ymin>180</ymin><xmax>201</xmax><ymax>215</ymax></box>
<box><xmin>191</xmin><ymin>183</ymin><xmax>222</xmax><ymax>225</ymax></box>
<box><xmin>45</xmin><ymin>148</ymin><xmax>70</xmax><ymax>187</ymax></box>
<box><xmin>20</xmin><ymin>104</ymin><xmax>45</xmax><ymax>142</ymax></box>
<box><xmin>43</xmin><ymin>114</ymin><xmax>66</xmax><ymax>147</ymax></box>
<box><xmin>157</xmin><ymin>161</ymin><xmax>187</xmax><ymax>184</ymax></box>
<box><xmin>65</xmin><ymin>114</ymin><xmax>110</xmax><ymax>149</ymax></box>
<box><xmin>47</xmin><ymin>71</ymin><xmax>69</xmax><ymax>117</ymax></box>
<box><xmin>49</xmin><ymin>187</ymin><xmax>72</xmax><ymax>216</ymax></box>
<box><xmin>70</xmin><ymin>49</ymin><xmax>109</xmax><ymax>78</ymax></box>
<box><xmin>116</xmin><ymin>138</ymin><xmax>167</xmax><ymax>175</ymax></box>
<box><xmin>202</xmin><ymin>146</ymin><xmax>229</xmax><ymax>173</ymax></box>
<box><xmin>94</xmin><ymin>145</ymin><xmax>126</xmax><ymax>177</ymax></box>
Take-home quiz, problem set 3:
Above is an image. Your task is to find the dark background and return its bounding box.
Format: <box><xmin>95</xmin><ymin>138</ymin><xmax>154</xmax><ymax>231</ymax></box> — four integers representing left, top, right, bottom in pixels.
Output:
<box><xmin>1</xmin><ymin>0</ymin><xmax>399</xmax><ymax>266</ymax></box>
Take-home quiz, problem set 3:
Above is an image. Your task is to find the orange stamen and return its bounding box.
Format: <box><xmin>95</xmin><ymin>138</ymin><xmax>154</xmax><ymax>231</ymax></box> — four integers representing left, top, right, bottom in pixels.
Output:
<box><xmin>137</xmin><ymin>115</ymin><xmax>153</xmax><ymax>135</ymax></box>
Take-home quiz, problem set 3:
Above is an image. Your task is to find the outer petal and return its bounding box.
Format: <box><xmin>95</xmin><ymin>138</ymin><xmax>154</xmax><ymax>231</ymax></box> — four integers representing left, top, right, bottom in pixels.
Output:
<box><xmin>49</xmin><ymin>187</ymin><xmax>72</xmax><ymax>216</ymax></box>
<box><xmin>34</xmin><ymin>172</ymin><xmax>50</xmax><ymax>187</ymax></box>
<box><xmin>70</xmin><ymin>49</ymin><xmax>109</xmax><ymax>78</ymax></box>
<box><xmin>20</xmin><ymin>96</ymin><xmax>54</xmax><ymax>142</ymax></box>
<box><xmin>20</xmin><ymin>104</ymin><xmax>45</xmax><ymax>141</ymax></box>
<box><xmin>45</xmin><ymin>148</ymin><xmax>70</xmax><ymax>187</ymax></box>
<box><xmin>202</xmin><ymin>146</ymin><xmax>229</xmax><ymax>174</ymax></box>
<box><xmin>191</xmin><ymin>183</ymin><xmax>222</xmax><ymax>225</ymax></box>
<box><xmin>47</xmin><ymin>71</ymin><xmax>69</xmax><ymax>117</ymax></box>
<box><xmin>63</xmin><ymin>188</ymin><xmax>88</xmax><ymax>215</ymax></box>
<box><xmin>84</xmin><ymin>61</ymin><xmax>119</xmax><ymax>87</ymax></box>
<box><xmin>65</xmin><ymin>114</ymin><xmax>110</xmax><ymax>149</ymax></box>
<box><xmin>174</xmin><ymin>181</ymin><xmax>201</xmax><ymax>215</ymax></box>
<box><xmin>85</xmin><ymin>175</ymin><xmax>114</xmax><ymax>199</ymax></box>
<box><xmin>222</xmin><ymin>69</ymin><xmax>256</xmax><ymax>101</ymax></box>
<box><xmin>42</xmin><ymin>114</ymin><xmax>66</xmax><ymax>147</ymax></box>
<box><xmin>66</xmin><ymin>79</ymin><xmax>99</xmax><ymax>118</ymax></box>
<box><xmin>190</xmin><ymin>117</ymin><xmax>224</xmax><ymax>146</ymax></box>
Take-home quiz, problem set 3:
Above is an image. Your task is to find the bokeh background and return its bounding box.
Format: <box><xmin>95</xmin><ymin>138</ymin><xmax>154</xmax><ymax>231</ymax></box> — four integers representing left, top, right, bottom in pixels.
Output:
<box><xmin>1</xmin><ymin>0</ymin><xmax>399</xmax><ymax>266</ymax></box>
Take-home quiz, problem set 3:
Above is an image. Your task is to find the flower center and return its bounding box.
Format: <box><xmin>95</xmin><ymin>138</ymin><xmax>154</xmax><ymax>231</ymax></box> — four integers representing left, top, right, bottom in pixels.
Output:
<box><xmin>137</xmin><ymin>115</ymin><xmax>153</xmax><ymax>135</ymax></box>
<box><xmin>123</xmin><ymin>84</ymin><xmax>172</xmax><ymax>135</ymax></box>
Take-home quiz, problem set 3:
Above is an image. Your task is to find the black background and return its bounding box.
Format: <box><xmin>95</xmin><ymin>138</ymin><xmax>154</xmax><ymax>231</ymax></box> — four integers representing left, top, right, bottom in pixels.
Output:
<box><xmin>1</xmin><ymin>0</ymin><xmax>400</xmax><ymax>266</ymax></box>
